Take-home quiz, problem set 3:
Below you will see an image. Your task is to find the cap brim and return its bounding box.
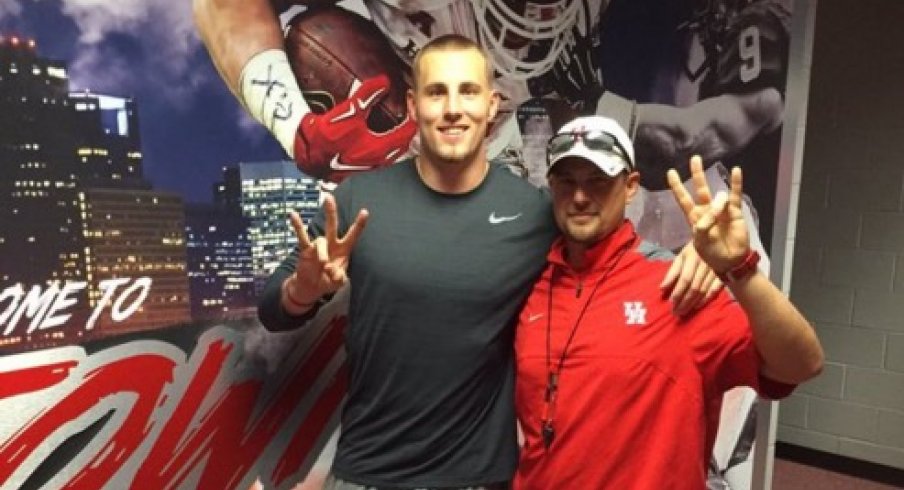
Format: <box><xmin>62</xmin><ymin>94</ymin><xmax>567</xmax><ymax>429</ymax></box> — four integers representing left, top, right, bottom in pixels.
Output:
<box><xmin>547</xmin><ymin>146</ymin><xmax>630</xmax><ymax>177</ymax></box>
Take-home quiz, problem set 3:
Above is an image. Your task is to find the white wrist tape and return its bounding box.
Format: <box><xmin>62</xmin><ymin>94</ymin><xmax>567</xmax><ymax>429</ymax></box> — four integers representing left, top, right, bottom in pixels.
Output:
<box><xmin>239</xmin><ymin>49</ymin><xmax>310</xmax><ymax>158</ymax></box>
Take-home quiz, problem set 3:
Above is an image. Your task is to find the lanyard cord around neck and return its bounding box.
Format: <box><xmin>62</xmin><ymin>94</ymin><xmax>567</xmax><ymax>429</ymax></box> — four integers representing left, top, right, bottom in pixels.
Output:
<box><xmin>541</xmin><ymin>235</ymin><xmax>634</xmax><ymax>449</ymax></box>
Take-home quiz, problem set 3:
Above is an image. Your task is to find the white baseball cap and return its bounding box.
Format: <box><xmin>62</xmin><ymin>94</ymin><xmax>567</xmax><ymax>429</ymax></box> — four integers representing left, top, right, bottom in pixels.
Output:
<box><xmin>547</xmin><ymin>115</ymin><xmax>635</xmax><ymax>177</ymax></box>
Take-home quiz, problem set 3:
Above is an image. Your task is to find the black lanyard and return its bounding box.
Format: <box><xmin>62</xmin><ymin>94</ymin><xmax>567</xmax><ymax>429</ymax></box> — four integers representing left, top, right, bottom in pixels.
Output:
<box><xmin>541</xmin><ymin>236</ymin><xmax>633</xmax><ymax>450</ymax></box>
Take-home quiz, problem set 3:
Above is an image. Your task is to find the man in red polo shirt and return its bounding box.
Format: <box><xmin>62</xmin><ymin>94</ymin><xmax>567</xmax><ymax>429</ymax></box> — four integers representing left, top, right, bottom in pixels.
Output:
<box><xmin>514</xmin><ymin>115</ymin><xmax>823</xmax><ymax>489</ymax></box>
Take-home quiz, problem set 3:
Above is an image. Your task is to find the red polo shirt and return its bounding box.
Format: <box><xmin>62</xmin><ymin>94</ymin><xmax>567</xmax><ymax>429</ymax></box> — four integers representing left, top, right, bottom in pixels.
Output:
<box><xmin>514</xmin><ymin>221</ymin><xmax>794</xmax><ymax>489</ymax></box>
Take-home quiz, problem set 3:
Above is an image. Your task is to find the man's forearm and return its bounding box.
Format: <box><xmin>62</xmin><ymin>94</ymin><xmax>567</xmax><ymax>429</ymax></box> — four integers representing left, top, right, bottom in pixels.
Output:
<box><xmin>192</xmin><ymin>0</ymin><xmax>284</xmax><ymax>97</ymax></box>
<box><xmin>281</xmin><ymin>276</ymin><xmax>324</xmax><ymax>316</ymax></box>
<box><xmin>632</xmin><ymin>89</ymin><xmax>784</xmax><ymax>190</ymax></box>
<box><xmin>258</xmin><ymin>249</ymin><xmax>319</xmax><ymax>331</ymax></box>
<box><xmin>728</xmin><ymin>271</ymin><xmax>824</xmax><ymax>384</ymax></box>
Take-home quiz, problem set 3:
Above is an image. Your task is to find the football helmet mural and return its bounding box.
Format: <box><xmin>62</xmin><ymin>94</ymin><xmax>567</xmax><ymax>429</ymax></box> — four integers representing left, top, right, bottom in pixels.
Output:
<box><xmin>471</xmin><ymin>0</ymin><xmax>582</xmax><ymax>79</ymax></box>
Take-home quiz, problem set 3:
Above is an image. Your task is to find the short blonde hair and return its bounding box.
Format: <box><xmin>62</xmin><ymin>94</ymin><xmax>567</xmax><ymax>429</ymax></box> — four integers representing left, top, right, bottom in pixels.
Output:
<box><xmin>411</xmin><ymin>34</ymin><xmax>494</xmax><ymax>89</ymax></box>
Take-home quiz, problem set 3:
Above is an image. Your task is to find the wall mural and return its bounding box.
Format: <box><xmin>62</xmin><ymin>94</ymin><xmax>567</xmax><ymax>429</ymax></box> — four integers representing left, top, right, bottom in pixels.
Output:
<box><xmin>0</xmin><ymin>0</ymin><xmax>799</xmax><ymax>488</ymax></box>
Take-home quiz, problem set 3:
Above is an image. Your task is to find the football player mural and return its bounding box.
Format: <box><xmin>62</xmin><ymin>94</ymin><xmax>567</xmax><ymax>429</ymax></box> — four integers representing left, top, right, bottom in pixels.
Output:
<box><xmin>216</xmin><ymin>0</ymin><xmax>787</xmax><ymax>263</ymax></box>
<box><xmin>0</xmin><ymin>0</ymin><xmax>802</xmax><ymax>488</ymax></box>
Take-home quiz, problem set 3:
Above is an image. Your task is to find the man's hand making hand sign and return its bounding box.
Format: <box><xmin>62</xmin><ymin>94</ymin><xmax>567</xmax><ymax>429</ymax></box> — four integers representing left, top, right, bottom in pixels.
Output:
<box><xmin>667</xmin><ymin>155</ymin><xmax>751</xmax><ymax>281</ymax></box>
<box><xmin>667</xmin><ymin>155</ymin><xmax>823</xmax><ymax>383</ymax></box>
<box><xmin>281</xmin><ymin>194</ymin><xmax>368</xmax><ymax>315</ymax></box>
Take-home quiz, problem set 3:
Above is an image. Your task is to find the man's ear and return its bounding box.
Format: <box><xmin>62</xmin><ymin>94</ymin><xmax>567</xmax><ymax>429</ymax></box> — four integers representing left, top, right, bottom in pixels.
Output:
<box><xmin>406</xmin><ymin>88</ymin><xmax>418</xmax><ymax>123</ymax></box>
<box><xmin>625</xmin><ymin>171</ymin><xmax>641</xmax><ymax>204</ymax></box>
<box><xmin>488</xmin><ymin>89</ymin><xmax>500</xmax><ymax>121</ymax></box>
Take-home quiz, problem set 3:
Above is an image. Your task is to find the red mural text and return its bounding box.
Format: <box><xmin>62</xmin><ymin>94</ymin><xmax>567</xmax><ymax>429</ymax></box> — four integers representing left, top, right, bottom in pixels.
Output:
<box><xmin>0</xmin><ymin>315</ymin><xmax>347</xmax><ymax>489</ymax></box>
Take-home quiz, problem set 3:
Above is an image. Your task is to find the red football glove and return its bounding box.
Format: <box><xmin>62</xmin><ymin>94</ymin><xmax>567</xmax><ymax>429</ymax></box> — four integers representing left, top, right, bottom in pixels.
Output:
<box><xmin>294</xmin><ymin>75</ymin><xmax>416</xmax><ymax>182</ymax></box>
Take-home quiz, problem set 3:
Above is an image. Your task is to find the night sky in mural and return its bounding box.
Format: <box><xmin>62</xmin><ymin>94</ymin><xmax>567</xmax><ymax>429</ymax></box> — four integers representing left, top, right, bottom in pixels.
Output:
<box><xmin>0</xmin><ymin>0</ymin><xmax>285</xmax><ymax>202</ymax></box>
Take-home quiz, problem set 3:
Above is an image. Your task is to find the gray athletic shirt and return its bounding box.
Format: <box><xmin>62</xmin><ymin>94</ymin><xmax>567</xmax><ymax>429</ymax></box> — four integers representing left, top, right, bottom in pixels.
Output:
<box><xmin>259</xmin><ymin>159</ymin><xmax>556</xmax><ymax>487</ymax></box>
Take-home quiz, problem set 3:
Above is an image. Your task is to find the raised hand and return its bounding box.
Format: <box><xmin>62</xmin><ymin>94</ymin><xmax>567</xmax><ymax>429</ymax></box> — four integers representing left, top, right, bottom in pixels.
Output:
<box><xmin>293</xmin><ymin>75</ymin><xmax>415</xmax><ymax>183</ymax></box>
<box><xmin>667</xmin><ymin>156</ymin><xmax>749</xmax><ymax>276</ymax></box>
<box><xmin>282</xmin><ymin>194</ymin><xmax>368</xmax><ymax>311</ymax></box>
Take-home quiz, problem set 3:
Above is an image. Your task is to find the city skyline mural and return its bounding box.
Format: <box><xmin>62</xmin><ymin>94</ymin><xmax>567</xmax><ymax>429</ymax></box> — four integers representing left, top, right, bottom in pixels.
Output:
<box><xmin>0</xmin><ymin>5</ymin><xmax>322</xmax><ymax>353</ymax></box>
<box><xmin>0</xmin><ymin>2</ymin><xmax>343</xmax><ymax>488</ymax></box>
<box><xmin>0</xmin><ymin>0</ymin><xmax>287</xmax><ymax>200</ymax></box>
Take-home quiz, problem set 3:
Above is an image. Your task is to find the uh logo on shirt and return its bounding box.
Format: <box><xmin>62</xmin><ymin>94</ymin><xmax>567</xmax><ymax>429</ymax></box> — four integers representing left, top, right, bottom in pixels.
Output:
<box><xmin>623</xmin><ymin>301</ymin><xmax>647</xmax><ymax>326</ymax></box>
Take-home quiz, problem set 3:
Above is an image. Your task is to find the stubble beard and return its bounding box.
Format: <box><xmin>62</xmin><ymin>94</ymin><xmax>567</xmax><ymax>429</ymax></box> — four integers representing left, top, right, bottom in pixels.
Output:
<box><xmin>562</xmin><ymin>216</ymin><xmax>609</xmax><ymax>247</ymax></box>
<box><xmin>423</xmin><ymin>137</ymin><xmax>483</xmax><ymax>169</ymax></box>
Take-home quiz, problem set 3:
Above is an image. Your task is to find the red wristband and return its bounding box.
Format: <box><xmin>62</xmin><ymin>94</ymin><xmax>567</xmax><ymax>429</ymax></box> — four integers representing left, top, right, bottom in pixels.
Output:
<box><xmin>717</xmin><ymin>250</ymin><xmax>760</xmax><ymax>284</ymax></box>
<box><xmin>283</xmin><ymin>280</ymin><xmax>319</xmax><ymax>310</ymax></box>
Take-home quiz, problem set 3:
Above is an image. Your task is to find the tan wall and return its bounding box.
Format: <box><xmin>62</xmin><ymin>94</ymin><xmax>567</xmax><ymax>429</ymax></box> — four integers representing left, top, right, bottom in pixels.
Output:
<box><xmin>780</xmin><ymin>0</ymin><xmax>904</xmax><ymax>470</ymax></box>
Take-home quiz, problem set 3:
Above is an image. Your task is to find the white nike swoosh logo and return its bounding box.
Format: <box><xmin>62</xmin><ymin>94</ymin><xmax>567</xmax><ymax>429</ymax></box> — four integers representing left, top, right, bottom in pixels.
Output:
<box><xmin>488</xmin><ymin>212</ymin><xmax>523</xmax><ymax>224</ymax></box>
<box><xmin>528</xmin><ymin>313</ymin><xmax>544</xmax><ymax>323</ymax></box>
<box><xmin>330</xmin><ymin>104</ymin><xmax>356</xmax><ymax>123</ymax></box>
<box><xmin>357</xmin><ymin>88</ymin><xmax>385</xmax><ymax>110</ymax></box>
<box><xmin>329</xmin><ymin>88</ymin><xmax>385</xmax><ymax>124</ymax></box>
<box><xmin>329</xmin><ymin>154</ymin><xmax>374</xmax><ymax>171</ymax></box>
